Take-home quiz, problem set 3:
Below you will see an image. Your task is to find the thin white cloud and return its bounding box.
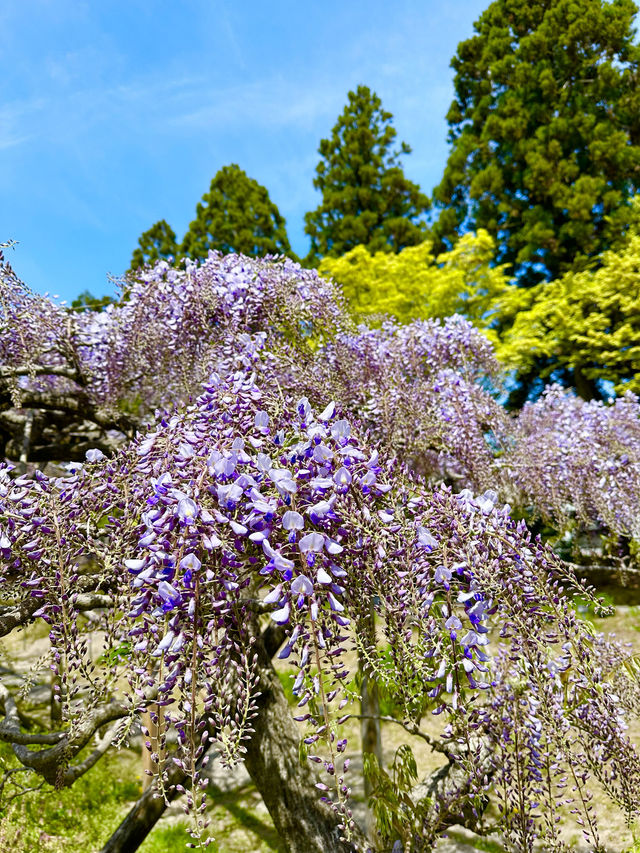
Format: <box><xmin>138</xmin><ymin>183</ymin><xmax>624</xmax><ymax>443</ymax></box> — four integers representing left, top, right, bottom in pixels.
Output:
<box><xmin>0</xmin><ymin>97</ymin><xmax>47</xmax><ymax>149</ymax></box>
<box><xmin>0</xmin><ymin>69</ymin><xmax>351</xmax><ymax>156</ymax></box>
<box><xmin>0</xmin><ymin>131</ymin><xmax>32</xmax><ymax>151</ymax></box>
<box><xmin>215</xmin><ymin>0</ymin><xmax>247</xmax><ymax>71</ymax></box>
<box><xmin>167</xmin><ymin>77</ymin><xmax>340</xmax><ymax>132</ymax></box>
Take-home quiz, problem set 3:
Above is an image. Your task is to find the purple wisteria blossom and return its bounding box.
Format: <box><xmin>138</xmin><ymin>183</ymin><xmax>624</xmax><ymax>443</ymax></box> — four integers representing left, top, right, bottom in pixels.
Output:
<box><xmin>1</xmin><ymin>249</ymin><xmax>640</xmax><ymax>851</ymax></box>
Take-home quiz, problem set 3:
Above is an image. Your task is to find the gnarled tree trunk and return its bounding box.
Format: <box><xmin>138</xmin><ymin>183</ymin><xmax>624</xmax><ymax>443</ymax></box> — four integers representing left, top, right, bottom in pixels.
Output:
<box><xmin>243</xmin><ymin>627</ymin><xmax>367</xmax><ymax>852</ymax></box>
<box><xmin>99</xmin><ymin>623</ymin><xmax>368</xmax><ymax>853</ymax></box>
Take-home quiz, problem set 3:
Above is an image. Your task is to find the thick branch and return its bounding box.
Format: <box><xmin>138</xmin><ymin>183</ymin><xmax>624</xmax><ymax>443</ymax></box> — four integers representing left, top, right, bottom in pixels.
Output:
<box><xmin>0</xmin><ymin>686</ymin><xmax>62</xmax><ymax>747</ymax></box>
<box><xmin>72</xmin><ymin>593</ymin><xmax>113</xmax><ymax>610</ymax></box>
<box><xmin>242</xmin><ymin>618</ymin><xmax>366</xmax><ymax>852</ymax></box>
<box><xmin>64</xmin><ymin>721</ymin><xmax>122</xmax><ymax>785</ymax></box>
<box><xmin>0</xmin><ymin>575</ymin><xmax>111</xmax><ymax>638</ymax></box>
<box><xmin>0</xmin><ymin>381</ymin><xmax>138</xmax><ymax>438</ymax></box>
<box><xmin>99</xmin><ymin>619</ymin><xmax>364</xmax><ymax>853</ymax></box>
<box><xmin>0</xmin><ymin>365</ymin><xmax>81</xmax><ymax>382</ymax></box>
<box><xmin>411</xmin><ymin>735</ymin><xmax>494</xmax><ymax>840</ymax></box>
<box><xmin>4</xmin><ymin>390</ymin><xmax>136</xmax><ymax>433</ymax></box>
<box><xmin>3</xmin><ymin>696</ymin><xmax>132</xmax><ymax>786</ymax></box>
<box><xmin>99</xmin><ymin>736</ymin><xmax>201</xmax><ymax>853</ymax></box>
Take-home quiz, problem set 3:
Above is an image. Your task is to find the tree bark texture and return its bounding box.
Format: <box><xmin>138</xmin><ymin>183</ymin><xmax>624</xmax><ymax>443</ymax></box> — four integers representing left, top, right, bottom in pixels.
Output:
<box><xmin>243</xmin><ymin>627</ymin><xmax>367</xmax><ymax>852</ymax></box>
<box><xmin>358</xmin><ymin>605</ymin><xmax>383</xmax><ymax>801</ymax></box>
<box><xmin>99</xmin><ymin>622</ymin><xmax>367</xmax><ymax>853</ymax></box>
<box><xmin>99</xmin><ymin>760</ymin><xmax>186</xmax><ymax>853</ymax></box>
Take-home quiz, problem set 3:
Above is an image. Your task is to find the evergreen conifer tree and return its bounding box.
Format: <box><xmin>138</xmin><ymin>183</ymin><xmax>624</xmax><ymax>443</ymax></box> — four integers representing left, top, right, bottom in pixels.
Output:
<box><xmin>434</xmin><ymin>0</ymin><xmax>640</xmax><ymax>283</ymax></box>
<box><xmin>69</xmin><ymin>290</ymin><xmax>116</xmax><ymax>312</ymax></box>
<box><xmin>181</xmin><ymin>164</ymin><xmax>293</xmax><ymax>260</ymax></box>
<box><xmin>130</xmin><ymin>219</ymin><xmax>179</xmax><ymax>271</ymax></box>
<box><xmin>304</xmin><ymin>85</ymin><xmax>429</xmax><ymax>261</ymax></box>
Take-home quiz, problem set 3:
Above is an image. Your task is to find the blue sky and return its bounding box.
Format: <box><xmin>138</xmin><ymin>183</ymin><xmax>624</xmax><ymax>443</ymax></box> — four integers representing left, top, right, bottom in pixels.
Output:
<box><xmin>1</xmin><ymin>0</ymin><xmax>488</xmax><ymax>303</ymax></box>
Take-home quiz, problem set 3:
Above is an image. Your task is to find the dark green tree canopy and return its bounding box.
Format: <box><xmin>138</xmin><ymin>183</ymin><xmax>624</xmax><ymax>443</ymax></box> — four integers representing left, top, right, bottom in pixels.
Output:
<box><xmin>304</xmin><ymin>85</ymin><xmax>430</xmax><ymax>261</ymax></box>
<box><xmin>181</xmin><ymin>164</ymin><xmax>293</xmax><ymax>260</ymax></box>
<box><xmin>434</xmin><ymin>0</ymin><xmax>640</xmax><ymax>283</ymax></box>
<box><xmin>69</xmin><ymin>290</ymin><xmax>116</xmax><ymax>312</ymax></box>
<box><xmin>130</xmin><ymin>219</ymin><xmax>179</xmax><ymax>271</ymax></box>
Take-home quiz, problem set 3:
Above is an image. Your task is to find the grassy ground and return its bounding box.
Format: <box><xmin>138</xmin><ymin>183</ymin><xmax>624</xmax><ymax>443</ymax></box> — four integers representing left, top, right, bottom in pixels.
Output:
<box><xmin>0</xmin><ymin>602</ymin><xmax>639</xmax><ymax>852</ymax></box>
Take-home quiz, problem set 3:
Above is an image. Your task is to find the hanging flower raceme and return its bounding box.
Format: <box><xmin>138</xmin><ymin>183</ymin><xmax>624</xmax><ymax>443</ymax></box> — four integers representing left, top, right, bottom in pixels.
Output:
<box><xmin>3</xmin><ymin>248</ymin><xmax>640</xmax><ymax>850</ymax></box>
<box><xmin>505</xmin><ymin>385</ymin><xmax>640</xmax><ymax>551</ymax></box>
<box><xmin>3</xmin><ymin>348</ymin><xmax>637</xmax><ymax>850</ymax></box>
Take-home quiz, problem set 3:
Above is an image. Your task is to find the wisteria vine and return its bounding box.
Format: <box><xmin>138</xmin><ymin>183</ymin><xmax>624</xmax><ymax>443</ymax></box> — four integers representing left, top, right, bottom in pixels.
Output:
<box><xmin>1</xmin><ymin>248</ymin><xmax>639</xmax><ymax>851</ymax></box>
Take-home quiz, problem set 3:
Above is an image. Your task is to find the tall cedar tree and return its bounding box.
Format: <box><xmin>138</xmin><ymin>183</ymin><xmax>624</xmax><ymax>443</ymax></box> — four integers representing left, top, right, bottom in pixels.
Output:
<box><xmin>130</xmin><ymin>219</ymin><xmax>179</xmax><ymax>271</ymax></box>
<box><xmin>181</xmin><ymin>164</ymin><xmax>293</xmax><ymax>260</ymax></box>
<box><xmin>433</xmin><ymin>0</ymin><xmax>640</xmax><ymax>284</ymax></box>
<box><xmin>304</xmin><ymin>85</ymin><xmax>430</xmax><ymax>261</ymax></box>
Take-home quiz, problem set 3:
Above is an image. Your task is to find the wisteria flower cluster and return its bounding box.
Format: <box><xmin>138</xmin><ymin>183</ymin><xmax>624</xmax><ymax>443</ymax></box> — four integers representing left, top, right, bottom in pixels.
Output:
<box><xmin>0</xmin><ymin>251</ymin><xmax>347</xmax><ymax>454</ymax></box>
<box><xmin>1</xmin><ymin>249</ymin><xmax>640</xmax><ymax>850</ymax></box>
<box><xmin>2</xmin><ymin>347</ymin><xmax>639</xmax><ymax>849</ymax></box>
<box><xmin>277</xmin><ymin>316</ymin><xmax>509</xmax><ymax>490</ymax></box>
<box><xmin>4</xmin><ymin>248</ymin><xmax>640</xmax><ymax>555</ymax></box>
<box><xmin>504</xmin><ymin>385</ymin><xmax>640</xmax><ymax>555</ymax></box>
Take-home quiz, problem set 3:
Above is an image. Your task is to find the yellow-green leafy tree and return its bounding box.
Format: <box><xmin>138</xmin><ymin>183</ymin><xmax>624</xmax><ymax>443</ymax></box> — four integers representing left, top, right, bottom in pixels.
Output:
<box><xmin>496</xmin><ymin>228</ymin><xmax>640</xmax><ymax>398</ymax></box>
<box><xmin>318</xmin><ymin>230</ymin><xmax>511</xmax><ymax>332</ymax></box>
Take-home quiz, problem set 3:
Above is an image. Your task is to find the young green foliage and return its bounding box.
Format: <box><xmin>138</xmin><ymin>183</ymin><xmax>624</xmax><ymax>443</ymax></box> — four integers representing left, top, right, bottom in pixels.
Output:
<box><xmin>496</xmin><ymin>218</ymin><xmax>640</xmax><ymax>396</ymax></box>
<box><xmin>434</xmin><ymin>0</ymin><xmax>640</xmax><ymax>283</ymax></box>
<box><xmin>318</xmin><ymin>230</ymin><xmax>510</xmax><ymax>329</ymax></box>
<box><xmin>304</xmin><ymin>85</ymin><xmax>430</xmax><ymax>262</ymax></box>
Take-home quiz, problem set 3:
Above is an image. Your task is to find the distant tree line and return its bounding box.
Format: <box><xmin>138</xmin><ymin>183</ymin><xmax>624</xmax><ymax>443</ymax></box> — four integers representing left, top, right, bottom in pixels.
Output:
<box><xmin>123</xmin><ymin>0</ymin><xmax>640</xmax><ymax>403</ymax></box>
<box><xmin>129</xmin><ymin>85</ymin><xmax>429</xmax><ymax>272</ymax></box>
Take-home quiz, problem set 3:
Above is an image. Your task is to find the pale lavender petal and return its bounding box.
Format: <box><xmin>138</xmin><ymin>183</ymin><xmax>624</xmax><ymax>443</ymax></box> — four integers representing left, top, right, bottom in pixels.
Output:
<box><xmin>271</xmin><ymin>603</ymin><xmax>291</xmax><ymax>624</ymax></box>
<box><xmin>318</xmin><ymin>401</ymin><xmax>335</xmax><ymax>421</ymax></box>
<box><xmin>299</xmin><ymin>532</ymin><xmax>325</xmax><ymax>552</ymax></box>
<box><xmin>264</xmin><ymin>584</ymin><xmax>283</xmax><ymax>605</ymax></box>
<box><xmin>317</xmin><ymin>567</ymin><xmax>332</xmax><ymax>585</ymax></box>
<box><xmin>283</xmin><ymin>510</ymin><xmax>304</xmax><ymax>530</ymax></box>
<box><xmin>291</xmin><ymin>574</ymin><xmax>314</xmax><ymax>596</ymax></box>
<box><xmin>179</xmin><ymin>553</ymin><xmax>202</xmax><ymax>572</ymax></box>
<box><xmin>177</xmin><ymin>498</ymin><xmax>198</xmax><ymax>523</ymax></box>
